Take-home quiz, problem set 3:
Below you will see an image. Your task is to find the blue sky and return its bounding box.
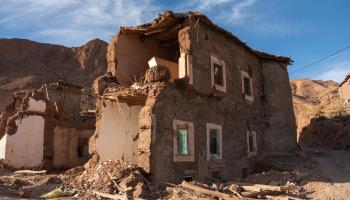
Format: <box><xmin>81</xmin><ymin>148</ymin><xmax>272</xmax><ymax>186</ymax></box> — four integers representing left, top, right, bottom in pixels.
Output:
<box><xmin>0</xmin><ymin>0</ymin><xmax>349</xmax><ymax>82</ymax></box>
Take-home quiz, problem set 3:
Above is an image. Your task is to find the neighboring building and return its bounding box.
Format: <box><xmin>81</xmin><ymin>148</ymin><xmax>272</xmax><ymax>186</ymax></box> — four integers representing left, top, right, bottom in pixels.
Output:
<box><xmin>0</xmin><ymin>81</ymin><xmax>95</xmax><ymax>169</ymax></box>
<box><xmin>338</xmin><ymin>74</ymin><xmax>350</xmax><ymax>114</ymax></box>
<box><xmin>90</xmin><ymin>11</ymin><xmax>297</xmax><ymax>184</ymax></box>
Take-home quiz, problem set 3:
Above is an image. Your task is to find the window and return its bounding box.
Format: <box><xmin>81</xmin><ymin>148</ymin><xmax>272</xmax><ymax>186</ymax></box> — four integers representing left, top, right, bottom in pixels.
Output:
<box><xmin>173</xmin><ymin>119</ymin><xmax>194</xmax><ymax>162</ymax></box>
<box><xmin>211</xmin><ymin>56</ymin><xmax>226</xmax><ymax>92</ymax></box>
<box><xmin>247</xmin><ymin>130</ymin><xmax>257</xmax><ymax>156</ymax></box>
<box><xmin>206</xmin><ymin>123</ymin><xmax>222</xmax><ymax>160</ymax></box>
<box><xmin>214</xmin><ymin>64</ymin><xmax>224</xmax><ymax>86</ymax></box>
<box><xmin>177</xmin><ymin>129</ymin><xmax>189</xmax><ymax>156</ymax></box>
<box><xmin>241</xmin><ymin>71</ymin><xmax>254</xmax><ymax>101</ymax></box>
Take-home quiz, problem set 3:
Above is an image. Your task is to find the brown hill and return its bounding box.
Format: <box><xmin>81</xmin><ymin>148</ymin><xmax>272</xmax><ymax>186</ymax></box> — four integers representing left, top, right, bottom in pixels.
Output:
<box><xmin>0</xmin><ymin>38</ymin><xmax>108</xmax><ymax>111</ymax></box>
<box><xmin>290</xmin><ymin>78</ymin><xmax>341</xmax><ymax>137</ymax></box>
<box><xmin>290</xmin><ymin>78</ymin><xmax>350</xmax><ymax>149</ymax></box>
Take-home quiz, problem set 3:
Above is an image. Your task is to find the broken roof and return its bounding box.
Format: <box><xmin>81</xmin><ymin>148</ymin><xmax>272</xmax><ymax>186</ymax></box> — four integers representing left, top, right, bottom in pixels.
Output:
<box><xmin>120</xmin><ymin>11</ymin><xmax>293</xmax><ymax>65</ymax></box>
<box><xmin>339</xmin><ymin>73</ymin><xmax>350</xmax><ymax>87</ymax></box>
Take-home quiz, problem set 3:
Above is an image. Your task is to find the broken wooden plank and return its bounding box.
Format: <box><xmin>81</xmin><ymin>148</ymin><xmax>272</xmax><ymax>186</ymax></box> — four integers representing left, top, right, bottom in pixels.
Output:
<box><xmin>240</xmin><ymin>184</ymin><xmax>282</xmax><ymax>192</ymax></box>
<box><xmin>14</xmin><ymin>170</ymin><xmax>46</xmax><ymax>175</ymax></box>
<box><xmin>181</xmin><ymin>181</ymin><xmax>239</xmax><ymax>200</ymax></box>
<box><xmin>108</xmin><ymin>172</ymin><xmax>126</xmax><ymax>193</ymax></box>
<box><xmin>225</xmin><ymin>185</ymin><xmax>244</xmax><ymax>198</ymax></box>
<box><xmin>241</xmin><ymin>190</ymin><xmax>284</xmax><ymax>198</ymax></box>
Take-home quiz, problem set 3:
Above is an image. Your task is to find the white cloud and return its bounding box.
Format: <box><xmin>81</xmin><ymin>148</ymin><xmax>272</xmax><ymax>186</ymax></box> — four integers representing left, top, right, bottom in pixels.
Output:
<box><xmin>178</xmin><ymin>0</ymin><xmax>256</xmax><ymax>25</ymax></box>
<box><xmin>0</xmin><ymin>0</ymin><xmax>159</xmax><ymax>46</ymax></box>
<box><xmin>316</xmin><ymin>60</ymin><xmax>350</xmax><ymax>83</ymax></box>
<box><xmin>217</xmin><ymin>0</ymin><xmax>256</xmax><ymax>25</ymax></box>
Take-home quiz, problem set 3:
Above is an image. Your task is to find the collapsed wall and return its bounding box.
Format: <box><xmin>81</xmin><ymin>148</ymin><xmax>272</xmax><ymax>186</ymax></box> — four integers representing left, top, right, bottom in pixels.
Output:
<box><xmin>0</xmin><ymin>81</ymin><xmax>95</xmax><ymax>169</ymax></box>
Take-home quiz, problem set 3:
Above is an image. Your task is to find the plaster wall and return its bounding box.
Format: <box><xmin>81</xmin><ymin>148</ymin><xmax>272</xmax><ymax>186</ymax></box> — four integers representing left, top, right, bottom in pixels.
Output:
<box><xmin>0</xmin><ymin>134</ymin><xmax>6</xmax><ymax>159</ymax></box>
<box><xmin>5</xmin><ymin>115</ymin><xmax>45</xmax><ymax>168</ymax></box>
<box><xmin>96</xmin><ymin>101</ymin><xmax>141</xmax><ymax>163</ymax></box>
<box><xmin>53</xmin><ymin>127</ymin><xmax>78</xmax><ymax>168</ymax></box>
<box><xmin>27</xmin><ymin>97</ymin><xmax>46</xmax><ymax>113</ymax></box>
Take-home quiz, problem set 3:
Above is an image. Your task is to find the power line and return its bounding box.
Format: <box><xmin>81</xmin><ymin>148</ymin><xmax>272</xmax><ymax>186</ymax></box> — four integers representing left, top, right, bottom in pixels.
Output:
<box><xmin>290</xmin><ymin>44</ymin><xmax>350</xmax><ymax>74</ymax></box>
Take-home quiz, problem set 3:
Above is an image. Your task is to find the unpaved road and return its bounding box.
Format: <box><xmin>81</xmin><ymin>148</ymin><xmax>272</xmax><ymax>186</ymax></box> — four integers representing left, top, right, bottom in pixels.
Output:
<box><xmin>302</xmin><ymin>149</ymin><xmax>350</xmax><ymax>200</ymax></box>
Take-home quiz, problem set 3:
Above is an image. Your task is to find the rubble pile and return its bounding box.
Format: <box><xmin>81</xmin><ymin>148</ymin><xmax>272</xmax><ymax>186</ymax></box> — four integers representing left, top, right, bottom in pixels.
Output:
<box><xmin>165</xmin><ymin>180</ymin><xmax>305</xmax><ymax>200</ymax></box>
<box><xmin>66</xmin><ymin>160</ymin><xmax>151</xmax><ymax>199</ymax></box>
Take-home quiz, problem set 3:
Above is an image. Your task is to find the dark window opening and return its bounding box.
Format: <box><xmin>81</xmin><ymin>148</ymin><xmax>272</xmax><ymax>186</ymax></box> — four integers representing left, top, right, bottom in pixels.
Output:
<box><xmin>77</xmin><ymin>145</ymin><xmax>85</xmax><ymax>157</ymax></box>
<box><xmin>248</xmin><ymin>134</ymin><xmax>256</xmax><ymax>153</ymax></box>
<box><xmin>243</xmin><ymin>77</ymin><xmax>252</xmax><ymax>96</ymax></box>
<box><xmin>78</xmin><ymin>138</ymin><xmax>89</xmax><ymax>158</ymax></box>
<box><xmin>210</xmin><ymin>129</ymin><xmax>218</xmax><ymax>155</ymax></box>
<box><xmin>242</xmin><ymin>168</ymin><xmax>248</xmax><ymax>179</ymax></box>
<box><xmin>177</xmin><ymin>129</ymin><xmax>189</xmax><ymax>156</ymax></box>
<box><xmin>214</xmin><ymin>63</ymin><xmax>224</xmax><ymax>86</ymax></box>
<box><xmin>184</xmin><ymin>176</ymin><xmax>193</xmax><ymax>182</ymax></box>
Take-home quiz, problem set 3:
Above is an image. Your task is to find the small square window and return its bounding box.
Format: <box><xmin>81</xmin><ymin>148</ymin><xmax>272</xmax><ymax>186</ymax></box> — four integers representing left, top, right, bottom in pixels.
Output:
<box><xmin>184</xmin><ymin>176</ymin><xmax>193</xmax><ymax>182</ymax></box>
<box><xmin>247</xmin><ymin>131</ymin><xmax>257</xmax><ymax>156</ymax></box>
<box><xmin>243</xmin><ymin>77</ymin><xmax>252</xmax><ymax>96</ymax></box>
<box><xmin>211</xmin><ymin>56</ymin><xmax>226</xmax><ymax>92</ymax></box>
<box><xmin>241</xmin><ymin>71</ymin><xmax>254</xmax><ymax>101</ymax></box>
<box><xmin>214</xmin><ymin>64</ymin><xmax>224</xmax><ymax>86</ymax></box>
<box><xmin>210</xmin><ymin>129</ymin><xmax>218</xmax><ymax>154</ymax></box>
<box><xmin>206</xmin><ymin>123</ymin><xmax>222</xmax><ymax>160</ymax></box>
<box><xmin>210</xmin><ymin>170</ymin><xmax>223</xmax><ymax>181</ymax></box>
<box><xmin>173</xmin><ymin>120</ymin><xmax>194</xmax><ymax>162</ymax></box>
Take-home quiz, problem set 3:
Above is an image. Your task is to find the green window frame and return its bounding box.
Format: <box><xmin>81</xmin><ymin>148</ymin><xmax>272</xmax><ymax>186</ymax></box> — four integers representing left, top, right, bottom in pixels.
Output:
<box><xmin>177</xmin><ymin>128</ymin><xmax>189</xmax><ymax>156</ymax></box>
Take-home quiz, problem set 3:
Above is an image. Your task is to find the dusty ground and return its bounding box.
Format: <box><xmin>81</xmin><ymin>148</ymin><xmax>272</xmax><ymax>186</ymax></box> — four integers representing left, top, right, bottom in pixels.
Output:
<box><xmin>302</xmin><ymin>149</ymin><xmax>350</xmax><ymax>200</ymax></box>
<box><xmin>0</xmin><ymin>148</ymin><xmax>349</xmax><ymax>199</ymax></box>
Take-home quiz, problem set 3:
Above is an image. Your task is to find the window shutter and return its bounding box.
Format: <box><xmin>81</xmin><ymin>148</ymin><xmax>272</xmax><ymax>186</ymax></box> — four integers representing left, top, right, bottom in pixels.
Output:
<box><xmin>177</xmin><ymin>129</ymin><xmax>189</xmax><ymax>155</ymax></box>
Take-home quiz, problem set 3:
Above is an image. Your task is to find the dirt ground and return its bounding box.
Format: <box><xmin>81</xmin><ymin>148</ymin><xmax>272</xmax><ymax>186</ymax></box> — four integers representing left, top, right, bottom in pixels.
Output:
<box><xmin>0</xmin><ymin>148</ymin><xmax>349</xmax><ymax>199</ymax></box>
<box><xmin>301</xmin><ymin>149</ymin><xmax>350</xmax><ymax>200</ymax></box>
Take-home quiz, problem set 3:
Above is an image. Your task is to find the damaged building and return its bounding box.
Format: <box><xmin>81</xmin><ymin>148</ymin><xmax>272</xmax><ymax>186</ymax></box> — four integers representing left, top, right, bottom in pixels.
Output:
<box><xmin>90</xmin><ymin>11</ymin><xmax>297</xmax><ymax>184</ymax></box>
<box><xmin>338</xmin><ymin>74</ymin><xmax>350</xmax><ymax>114</ymax></box>
<box><xmin>0</xmin><ymin>81</ymin><xmax>95</xmax><ymax>169</ymax></box>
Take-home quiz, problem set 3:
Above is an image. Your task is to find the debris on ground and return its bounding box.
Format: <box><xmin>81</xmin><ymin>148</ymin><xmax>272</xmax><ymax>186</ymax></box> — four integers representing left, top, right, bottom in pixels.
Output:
<box><xmin>164</xmin><ymin>180</ymin><xmax>305</xmax><ymax>200</ymax></box>
<box><xmin>1</xmin><ymin>149</ymin><xmax>349</xmax><ymax>199</ymax></box>
<box><xmin>65</xmin><ymin>160</ymin><xmax>152</xmax><ymax>199</ymax></box>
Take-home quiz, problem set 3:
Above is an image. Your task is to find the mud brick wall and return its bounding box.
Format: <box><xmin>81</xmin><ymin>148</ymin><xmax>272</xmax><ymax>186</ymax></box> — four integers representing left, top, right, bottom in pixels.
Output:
<box><xmin>262</xmin><ymin>60</ymin><xmax>297</xmax><ymax>154</ymax></box>
<box><xmin>150</xmin><ymin>19</ymin><xmax>267</xmax><ymax>184</ymax></box>
<box><xmin>149</xmin><ymin>18</ymin><xmax>296</xmax><ymax>184</ymax></box>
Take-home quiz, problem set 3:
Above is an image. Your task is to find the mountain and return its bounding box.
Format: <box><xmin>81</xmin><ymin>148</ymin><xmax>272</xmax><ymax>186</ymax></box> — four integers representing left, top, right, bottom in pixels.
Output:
<box><xmin>290</xmin><ymin>78</ymin><xmax>341</xmax><ymax>137</ymax></box>
<box><xmin>0</xmin><ymin>38</ymin><xmax>108</xmax><ymax>111</ymax></box>
<box><xmin>290</xmin><ymin>78</ymin><xmax>350</xmax><ymax>149</ymax></box>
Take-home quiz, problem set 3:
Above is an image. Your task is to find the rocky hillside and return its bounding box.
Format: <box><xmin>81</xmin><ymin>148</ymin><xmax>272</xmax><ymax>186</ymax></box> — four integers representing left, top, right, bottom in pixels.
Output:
<box><xmin>290</xmin><ymin>78</ymin><xmax>350</xmax><ymax>149</ymax></box>
<box><xmin>0</xmin><ymin>38</ymin><xmax>108</xmax><ymax>111</ymax></box>
<box><xmin>290</xmin><ymin>78</ymin><xmax>341</xmax><ymax>137</ymax></box>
